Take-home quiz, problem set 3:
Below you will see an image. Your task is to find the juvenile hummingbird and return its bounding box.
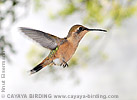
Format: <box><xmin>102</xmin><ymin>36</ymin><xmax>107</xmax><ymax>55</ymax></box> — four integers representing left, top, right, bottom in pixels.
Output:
<box><xmin>20</xmin><ymin>24</ymin><xmax>107</xmax><ymax>74</ymax></box>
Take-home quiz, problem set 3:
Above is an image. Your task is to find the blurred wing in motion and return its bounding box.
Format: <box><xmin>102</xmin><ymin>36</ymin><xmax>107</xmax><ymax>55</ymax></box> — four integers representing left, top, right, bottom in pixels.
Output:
<box><xmin>20</xmin><ymin>27</ymin><xmax>60</xmax><ymax>50</ymax></box>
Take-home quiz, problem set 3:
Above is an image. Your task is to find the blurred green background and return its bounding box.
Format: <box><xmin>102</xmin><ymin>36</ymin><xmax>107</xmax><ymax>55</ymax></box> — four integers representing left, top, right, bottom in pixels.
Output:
<box><xmin>0</xmin><ymin>0</ymin><xmax>137</xmax><ymax>100</ymax></box>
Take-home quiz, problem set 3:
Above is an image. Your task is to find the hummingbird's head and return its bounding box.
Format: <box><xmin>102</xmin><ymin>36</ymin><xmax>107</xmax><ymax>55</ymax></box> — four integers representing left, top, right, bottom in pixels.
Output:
<box><xmin>67</xmin><ymin>24</ymin><xmax>107</xmax><ymax>43</ymax></box>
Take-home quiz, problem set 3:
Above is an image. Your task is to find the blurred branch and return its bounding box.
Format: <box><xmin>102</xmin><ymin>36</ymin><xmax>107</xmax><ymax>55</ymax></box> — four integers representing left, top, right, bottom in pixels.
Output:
<box><xmin>0</xmin><ymin>0</ymin><xmax>29</xmax><ymax>62</ymax></box>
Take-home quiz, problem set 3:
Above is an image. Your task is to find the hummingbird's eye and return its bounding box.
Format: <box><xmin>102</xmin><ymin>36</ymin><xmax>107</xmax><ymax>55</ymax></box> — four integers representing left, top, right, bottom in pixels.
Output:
<box><xmin>79</xmin><ymin>27</ymin><xmax>83</xmax><ymax>31</ymax></box>
<box><xmin>76</xmin><ymin>27</ymin><xmax>84</xmax><ymax>34</ymax></box>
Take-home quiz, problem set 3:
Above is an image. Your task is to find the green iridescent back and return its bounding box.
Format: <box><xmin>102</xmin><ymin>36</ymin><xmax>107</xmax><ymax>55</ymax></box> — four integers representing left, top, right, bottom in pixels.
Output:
<box><xmin>48</xmin><ymin>46</ymin><xmax>59</xmax><ymax>58</ymax></box>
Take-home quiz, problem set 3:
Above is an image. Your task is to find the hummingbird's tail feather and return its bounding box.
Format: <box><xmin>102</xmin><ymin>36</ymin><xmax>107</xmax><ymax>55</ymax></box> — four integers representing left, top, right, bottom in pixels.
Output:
<box><xmin>29</xmin><ymin>57</ymin><xmax>53</xmax><ymax>75</ymax></box>
<box><xmin>29</xmin><ymin>64</ymin><xmax>43</xmax><ymax>75</ymax></box>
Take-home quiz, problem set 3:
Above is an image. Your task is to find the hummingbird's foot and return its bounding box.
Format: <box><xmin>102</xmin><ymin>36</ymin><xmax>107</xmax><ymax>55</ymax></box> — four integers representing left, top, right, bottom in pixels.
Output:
<box><xmin>60</xmin><ymin>61</ymin><xmax>68</xmax><ymax>68</ymax></box>
<box><xmin>51</xmin><ymin>61</ymin><xmax>56</xmax><ymax>65</ymax></box>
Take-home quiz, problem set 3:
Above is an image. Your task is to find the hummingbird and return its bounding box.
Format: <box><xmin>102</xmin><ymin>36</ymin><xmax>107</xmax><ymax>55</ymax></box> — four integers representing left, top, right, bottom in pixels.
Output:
<box><xmin>20</xmin><ymin>24</ymin><xmax>107</xmax><ymax>74</ymax></box>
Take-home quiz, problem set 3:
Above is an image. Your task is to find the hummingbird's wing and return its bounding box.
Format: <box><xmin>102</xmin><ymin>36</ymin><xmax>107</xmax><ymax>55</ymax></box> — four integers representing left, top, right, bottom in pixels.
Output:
<box><xmin>20</xmin><ymin>27</ymin><xmax>61</xmax><ymax>50</ymax></box>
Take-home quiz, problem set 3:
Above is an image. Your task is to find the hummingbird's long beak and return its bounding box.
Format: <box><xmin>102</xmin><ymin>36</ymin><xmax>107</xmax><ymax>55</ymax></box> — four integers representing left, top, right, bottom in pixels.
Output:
<box><xmin>87</xmin><ymin>29</ymin><xmax>107</xmax><ymax>32</ymax></box>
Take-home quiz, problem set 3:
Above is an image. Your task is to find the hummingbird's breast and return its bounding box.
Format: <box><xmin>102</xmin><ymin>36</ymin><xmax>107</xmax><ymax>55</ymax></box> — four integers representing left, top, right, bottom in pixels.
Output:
<box><xmin>56</xmin><ymin>40</ymin><xmax>78</xmax><ymax>62</ymax></box>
